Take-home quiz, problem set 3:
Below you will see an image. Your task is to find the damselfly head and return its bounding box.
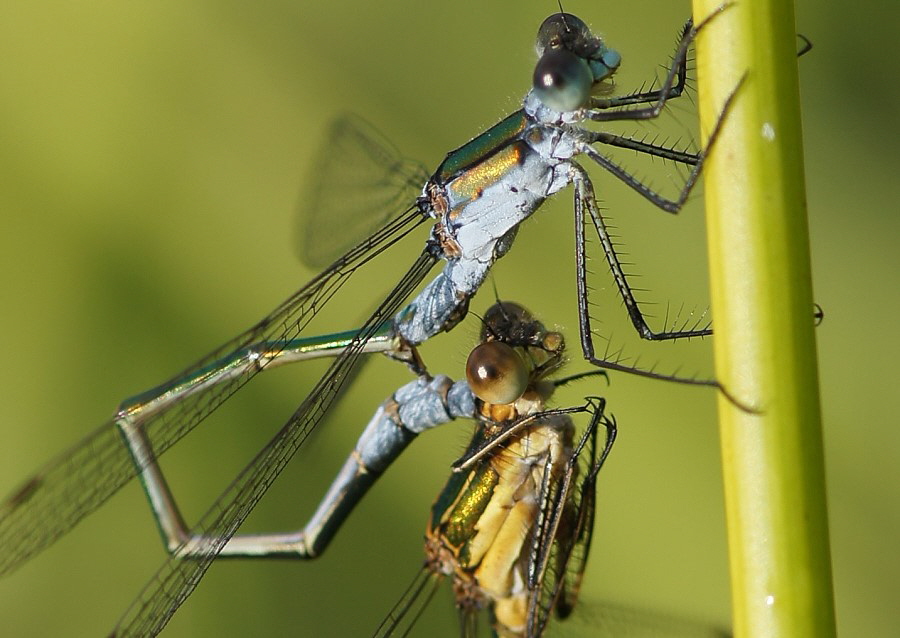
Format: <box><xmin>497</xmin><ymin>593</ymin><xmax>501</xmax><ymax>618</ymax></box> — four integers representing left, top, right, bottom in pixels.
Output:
<box><xmin>468</xmin><ymin>302</ymin><xmax>565</xmax><ymax>407</ymax></box>
<box><xmin>533</xmin><ymin>13</ymin><xmax>621</xmax><ymax>112</ymax></box>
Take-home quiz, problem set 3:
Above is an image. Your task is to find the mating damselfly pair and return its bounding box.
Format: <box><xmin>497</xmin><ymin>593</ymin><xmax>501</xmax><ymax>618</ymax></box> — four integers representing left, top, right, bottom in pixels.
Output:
<box><xmin>0</xmin><ymin>5</ymin><xmax>732</xmax><ymax>637</ymax></box>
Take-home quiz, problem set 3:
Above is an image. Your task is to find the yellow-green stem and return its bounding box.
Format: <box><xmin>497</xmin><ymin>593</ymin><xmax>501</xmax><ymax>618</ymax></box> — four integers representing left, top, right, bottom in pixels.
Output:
<box><xmin>690</xmin><ymin>1</ymin><xmax>836</xmax><ymax>636</ymax></box>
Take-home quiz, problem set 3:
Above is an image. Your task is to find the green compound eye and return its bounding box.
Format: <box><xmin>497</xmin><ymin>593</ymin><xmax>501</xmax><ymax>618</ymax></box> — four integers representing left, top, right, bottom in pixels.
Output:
<box><xmin>532</xmin><ymin>48</ymin><xmax>593</xmax><ymax>112</ymax></box>
<box><xmin>465</xmin><ymin>341</ymin><xmax>529</xmax><ymax>405</ymax></box>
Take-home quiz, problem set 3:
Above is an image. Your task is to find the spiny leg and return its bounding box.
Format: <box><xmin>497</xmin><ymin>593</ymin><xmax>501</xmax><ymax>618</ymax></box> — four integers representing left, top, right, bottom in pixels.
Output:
<box><xmin>564</xmin><ymin>81</ymin><xmax>744</xmax><ymax>367</ymax></box>
<box><xmin>589</xmin><ymin>19</ymin><xmax>692</xmax><ymax>113</ymax></box>
<box><xmin>585</xmin><ymin>6</ymin><xmax>730</xmax><ymax>121</ymax></box>
<box><xmin>572</xmin><ymin>180</ymin><xmax>763</xmax><ymax>409</ymax></box>
<box><xmin>575</xmin><ymin>74</ymin><xmax>742</xmax><ymax>214</ymax></box>
<box><xmin>569</xmin><ymin>163</ymin><xmax>714</xmax><ymax>386</ymax></box>
<box><xmin>571</xmin><ymin>162</ymin><xmax>710</xmax><ymax>341</ymax></box>
<box><xmin>588</xmin><ymin>131</ymin><xmax>700</xmax><ymax>165</ymax></box>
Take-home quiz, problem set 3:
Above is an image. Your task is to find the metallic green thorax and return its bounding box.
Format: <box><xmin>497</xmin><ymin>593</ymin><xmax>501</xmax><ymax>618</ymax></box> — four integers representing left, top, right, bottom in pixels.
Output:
<box><xmin>428</xmin><ymin>429</ymin><xmax>498</xmax><ymax>567</ymax></box>
<box><xmin>435</xmin><ymin>111</ymin><xmax>528</xmax><ymax>184</ymax></box>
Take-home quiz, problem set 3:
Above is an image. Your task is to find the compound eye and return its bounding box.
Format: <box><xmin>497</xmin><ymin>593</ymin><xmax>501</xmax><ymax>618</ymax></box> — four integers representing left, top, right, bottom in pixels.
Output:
<box><xmin>535</xmin><ymin>12</ymin><xmax>591</xmax><ymax>56</ymax></box>
<box><xmin>465</xmin><ymin>342</ymin><xmax>529</xmax><ymax>405</ymax></box>
<box><xmin>533</xmin><ymin>48</ymin><xmax>592</xmax><ymax>112</ymax></box>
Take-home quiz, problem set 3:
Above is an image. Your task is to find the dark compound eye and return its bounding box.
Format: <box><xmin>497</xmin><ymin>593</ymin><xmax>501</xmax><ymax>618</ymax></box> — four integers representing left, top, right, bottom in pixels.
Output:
<box><xmin>535</xmin><ymin>13</ymin><xmax>592</xmax><ymax>57</ymax></box>
<box><xmin>465</xmin><ymin>341</ymin><xmax>529</xmax><ymax>405</ymax></box>
<box><xmin>480</xmin><ymin>301</ymin><xmax>533</xmax><ymax>341</ymax></box>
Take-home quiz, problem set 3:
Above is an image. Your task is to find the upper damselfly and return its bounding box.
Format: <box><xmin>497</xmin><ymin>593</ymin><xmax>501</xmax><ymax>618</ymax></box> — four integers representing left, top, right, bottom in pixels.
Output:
<box><xmin>0</xmin><ymin>7</ymin><xmax>732</xmax><ymax>636</ymax></box>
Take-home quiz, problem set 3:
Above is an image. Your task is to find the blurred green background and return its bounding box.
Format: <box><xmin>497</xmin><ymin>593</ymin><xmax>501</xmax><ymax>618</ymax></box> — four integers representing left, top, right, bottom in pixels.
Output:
<box><xmin>0</xmin><ymin>1</ymin><xmax>896</xmax><ymax>636</ymax></box>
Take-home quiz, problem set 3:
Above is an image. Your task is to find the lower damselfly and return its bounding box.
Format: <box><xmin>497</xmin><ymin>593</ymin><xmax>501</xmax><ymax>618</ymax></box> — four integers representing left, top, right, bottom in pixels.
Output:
<box><xmin>376</xmin><ymin>301</ymin><xmax>618</xmax><ymax>637</ymax></box>
<box><xmin>370</xmin><ymin>302</ymin><xmax>728</xmax><ymax>637</ymax></box>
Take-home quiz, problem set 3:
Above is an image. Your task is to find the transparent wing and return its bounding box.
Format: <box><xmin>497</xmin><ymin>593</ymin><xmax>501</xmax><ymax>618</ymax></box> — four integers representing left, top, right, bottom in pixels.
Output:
<box><xmin>556</xmin><ymin>411</ymin><xmax>614</xmax><ymax>620</ymax></box>
<box><xmin>296</xmin><ymin>114</ymin><xmax>430</xmax><ymax>268</ymax></box>
<box><xmin>525</xmin><ymin>406</ymin><xmax>729</xmax><ymax>638</ymax></box>
<box><xmin>528</xmin><ymin>402</ymin><xmax>614</xmax><ymax>637</ymax></box>
<box><xmin>372</xmin><ymin>565</ymin><xmax>444</xmax><ymax>638</ymax></box>
<box><xmin>571</xmin><ymin>601</ymin><xmax>731</xmax><ymax>638</ymax></box>
<box><xmin>0</xmin><ymin>206</ymin><xmax>428</xmax><ymax>578</ymax></box>
<box><xmin>109</xmin><ymin>251</ymin><xmax>437</xmax><ymax>637</ymax></box>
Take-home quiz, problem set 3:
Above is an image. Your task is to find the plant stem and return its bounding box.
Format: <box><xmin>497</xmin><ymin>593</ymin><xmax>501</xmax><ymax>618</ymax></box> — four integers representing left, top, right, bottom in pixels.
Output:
<box><xmin>690</xmin><ymin>1</ymin><xmax>836</xmax><ymax>636</ymax></box>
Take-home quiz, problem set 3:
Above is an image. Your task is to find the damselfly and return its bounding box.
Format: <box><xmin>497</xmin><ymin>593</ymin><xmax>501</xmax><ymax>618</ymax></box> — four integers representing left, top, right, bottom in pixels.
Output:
<box><xmin>369</xmin><ymin>303</ymin><xmax>726</xmax><ymax>637</ymax></box>
<box><xmin>376</xmin><ymin>301</ymin><xmax>617</xmax><ymax>637</ymax></box>
<box><xmin>0</xmin><ymin>7</ymin><xmax>730</xmax><ymax>636</ymax></box>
